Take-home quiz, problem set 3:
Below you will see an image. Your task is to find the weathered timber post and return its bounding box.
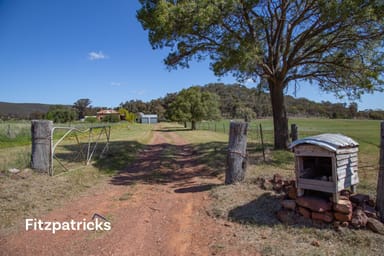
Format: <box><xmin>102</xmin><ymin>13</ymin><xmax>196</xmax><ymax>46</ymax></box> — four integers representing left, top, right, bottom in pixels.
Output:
<box><xmin>225</xmin><ymin>121</ymin><xmax>248</xmax><ymax>184</ymax></box>
<box><xmin>260</xmin><ymin>124</ymin><xmax>266</xmax><ymax>162</ymax></box>
<box><xmin>377</xmin><ymin>121</ymin><xmax>384</xmax><ymax>221</ymax></box>
<box><xmin>290</xmin><ymin>124</ymin><xmax>298</xmax><ymax>142</ymax></box>
<box><xmin>31</xmin><ymin>120</ymin><xmax>53</xmax><ymax>172</ymax></box>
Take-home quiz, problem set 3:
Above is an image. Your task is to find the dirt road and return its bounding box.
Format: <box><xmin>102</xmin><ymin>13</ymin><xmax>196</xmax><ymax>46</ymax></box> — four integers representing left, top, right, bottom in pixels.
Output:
<box><xmin>1</xmin><ymin>126</ymin><xmax>257</xmax><ymax>255</ymax></box>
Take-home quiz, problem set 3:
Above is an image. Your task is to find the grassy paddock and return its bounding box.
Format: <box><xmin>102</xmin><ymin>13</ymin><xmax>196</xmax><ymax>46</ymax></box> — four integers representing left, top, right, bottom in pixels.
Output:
<box><xmin>0</xmin><ymin>121</ymin><xmax>31</xmax><ymax>148</ymax></box>
<box><xmin>179</xmin><ymin>118</ymin><xmax>384</xmax><ymax>255</ymax></box>
<box><xmin>198</xmin><ymin>118</ymin><xmax>381</xmax><ymax>195</ymax></box>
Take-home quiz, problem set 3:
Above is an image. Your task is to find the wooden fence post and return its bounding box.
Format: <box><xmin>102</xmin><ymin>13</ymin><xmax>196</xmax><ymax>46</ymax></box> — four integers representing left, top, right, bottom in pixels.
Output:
<box><xmin>225</xmin><ymin>121</ymin><xmax>248</xmax><ymax>184</ymax></box>
<box><xmin>31</xmin><ymin>120</ymin><xmax>53</xmax><ymax>172</ymax></box>
<box><xmin>260</xmin><ymin>123</ymin><xmax>266</xmax><ymax>162</ymax></box>
<box><xmin>290</xmin><ymin>124</ymin><xmax>298</xmax><ymax>142</ymax></box>
<box><xmin>377</xmin><ymin>121</ymin><xmax>384</xmax><ymax>221</ymax></box>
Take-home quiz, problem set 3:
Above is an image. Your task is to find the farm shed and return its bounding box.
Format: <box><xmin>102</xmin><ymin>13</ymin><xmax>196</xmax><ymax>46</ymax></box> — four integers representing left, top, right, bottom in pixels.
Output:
<box><xmin>289</xmin><ymin>133</ymin><xmax>359</xmax><ymax>202</ymax></box>
<box><xmin>138</xmin><ymin>113</ymin><xmax>158</xmax><ymax>124</ymax></box>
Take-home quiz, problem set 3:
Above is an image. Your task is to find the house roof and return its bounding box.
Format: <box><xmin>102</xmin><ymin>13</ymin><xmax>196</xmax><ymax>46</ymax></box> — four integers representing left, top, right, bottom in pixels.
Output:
<box><xmin>289</xmin><ymin>133</ymin><xmax>359</xmax><ymax>152</ymax></box>
<box><xmin>97</xmin><ymin>109</ymin><xmax>119</xmax><ymax>115</ymax></box>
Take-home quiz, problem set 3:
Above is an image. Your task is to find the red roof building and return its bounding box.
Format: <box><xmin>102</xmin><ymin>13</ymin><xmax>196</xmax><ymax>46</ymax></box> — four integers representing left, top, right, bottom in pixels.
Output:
<box><xmin>96</xmin><ymin>109</ymin><xmax>120</xmax><ymax>121</ymax></box>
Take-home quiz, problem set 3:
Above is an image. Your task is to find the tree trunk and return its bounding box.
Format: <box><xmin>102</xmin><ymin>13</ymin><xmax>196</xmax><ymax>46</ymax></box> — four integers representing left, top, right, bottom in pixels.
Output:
<box><xmin>225</xmin><ymin>121</ymin><xmax>248</xmax><ymax>184</ymax></box>
<box><xmin>269</xmin><ymin>82</ymin><xmax>289</xmax><ymax>150</ymax></box>
<box><xmin>376</xmin><ymin>121</ymin><xmax>384</xmax><ymax>221</ymax></box>
<box><xmin>31</xmin><ymin>120</ymin><xmax>53</xmax><ymax>173</ymax></box>
<box><xmin>191</xmin><ymin>120</ymin><xmax>196</xmax><ymax>130</ymax></box>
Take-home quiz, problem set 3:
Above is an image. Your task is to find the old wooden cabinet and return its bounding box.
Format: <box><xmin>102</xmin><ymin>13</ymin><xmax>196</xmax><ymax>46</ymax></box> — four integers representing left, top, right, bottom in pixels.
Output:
<box><xmin>289</xmin><ymin>134</ymin><xmax>359</xmax><ymax>202</ymax></box>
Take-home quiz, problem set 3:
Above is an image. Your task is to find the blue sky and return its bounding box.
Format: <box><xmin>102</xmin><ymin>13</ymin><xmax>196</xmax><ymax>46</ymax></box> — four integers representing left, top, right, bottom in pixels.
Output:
<box><xmin>0</xmin><ymin>0</ymin><xmax>383</xmax><ymax>111</ymax></box>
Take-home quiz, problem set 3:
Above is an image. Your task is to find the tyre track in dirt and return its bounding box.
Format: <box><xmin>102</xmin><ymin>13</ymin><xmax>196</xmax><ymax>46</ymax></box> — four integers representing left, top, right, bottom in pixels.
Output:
<box><xmin>1</xmin><ymin>125</ymin><xmax>252</xmax><ymax>256</ymax></box>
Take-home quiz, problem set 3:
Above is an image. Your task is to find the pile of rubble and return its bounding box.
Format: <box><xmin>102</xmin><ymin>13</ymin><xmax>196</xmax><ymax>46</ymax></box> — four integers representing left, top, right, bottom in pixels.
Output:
<box><xmin>259</xmin><ymin>174</ymin><xmax>384</xmax><ymax>234</ymax></box>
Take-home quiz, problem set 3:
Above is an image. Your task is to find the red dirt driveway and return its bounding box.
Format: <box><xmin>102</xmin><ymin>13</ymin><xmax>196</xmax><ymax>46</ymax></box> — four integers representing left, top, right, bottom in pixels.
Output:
<box><xmin>0</xmin><ymin>126</ymin><xmax>260</xmax><ymax>256</ymax></box>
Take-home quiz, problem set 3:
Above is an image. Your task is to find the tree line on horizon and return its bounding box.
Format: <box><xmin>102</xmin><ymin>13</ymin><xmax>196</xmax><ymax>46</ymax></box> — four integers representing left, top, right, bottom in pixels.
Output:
<box><xmin>0</xmin><ymin>83</ymin><xmax>383</xmax><ymax>122</ymax></box>
<box><xmin>119</xmin><ymin>83</ymin><xmax>384</xmax><ymax>121</ymax></box>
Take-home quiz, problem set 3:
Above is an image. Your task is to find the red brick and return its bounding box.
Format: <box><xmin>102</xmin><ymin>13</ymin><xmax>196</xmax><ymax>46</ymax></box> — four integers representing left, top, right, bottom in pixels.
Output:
<box><xmin>298</xmin><ymin>206</ymin><xmax>311</xmax><ymax>218</ymax></box>
<box><xmin>334</xmin><ymin>212</ymin><xmax>352</xmax><ymax>222</ymax></box>
<box><xmin>333</xmin><ymin>199</ymin><xmax>353</xmax><ymax>214</ymax></box>
<box><xmin>296</xmin><ymin>196</ymin><xmax>332</xmax><ymax>213</ymax></box>
<box><xmin>312</xmin><ymin>211</ymin><xmax>334</xmax><ymax>223</ymax></box>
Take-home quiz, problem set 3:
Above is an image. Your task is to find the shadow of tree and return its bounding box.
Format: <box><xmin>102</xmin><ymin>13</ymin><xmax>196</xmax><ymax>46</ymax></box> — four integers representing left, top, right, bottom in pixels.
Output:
<box><xmin>56</xmin><ymin>140</ymin><xmax>143</xmax><ymax>174</ymax></box>
<box><xmin>57</xmin><ymin>132</ymin><xmax>291</xmax><ymax>188</ymax></box>
<box><xmin>174</xmin><ymin>184</ymin><xmax>218</xmax><ymax>193</ymax></box>
<box><xmin>153</xmin><ymin>127</ymin><xmax>192</xmax><ymax>132</ymax></box>
<box><xmin>106</xmin><ymin>140</ymin><xmax>227</xmax><ymax>187</ymax></box>
<box><xmin>228</xmin><ymin>192</ymin><xmax>282</xmax><ymax>226</ymax></box>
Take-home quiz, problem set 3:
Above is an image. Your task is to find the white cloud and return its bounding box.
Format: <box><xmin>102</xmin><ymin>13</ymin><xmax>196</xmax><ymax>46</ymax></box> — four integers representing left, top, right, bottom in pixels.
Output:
<box><xmin>88</xmin><ymin>51</ymin><xmax>108</xmax><ymax>60</ymax></box>
<box><xmin>131</xmin><ymin>90</ymin><xmax>147</xmax><ymax>96</ymax></box>
<box><xmin>110</xmin><ymin>82</ymin><xmax>121</xmax><ymax>86</ymax></box>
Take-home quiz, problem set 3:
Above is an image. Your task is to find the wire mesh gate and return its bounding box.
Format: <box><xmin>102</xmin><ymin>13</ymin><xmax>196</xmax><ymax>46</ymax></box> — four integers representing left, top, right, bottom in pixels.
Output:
<box><xmin>50</xmin><ymin>125</ymin><xmax>111</xmax><ymax>176</ymax></box>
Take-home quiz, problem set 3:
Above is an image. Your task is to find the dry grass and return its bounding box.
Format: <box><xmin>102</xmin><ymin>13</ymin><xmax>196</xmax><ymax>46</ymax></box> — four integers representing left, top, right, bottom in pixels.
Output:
<box><xmin>175</xmin><ymin>122</ymin><xmax>384</xmax><ymax>256</ymax></box>
<box><xmin>0</xmin><ymin>122</ymin><xmax>153</xmax><ymax>234</ymax></box>
<box><xmin>0</xmin><ymin>166</ymin><xmax>102</xmax><ymax>233</ymax></box>
<box><xmin>209</xmin><ymin>177</ymin><xmax>384</xmax><ymax>255</ymax></box>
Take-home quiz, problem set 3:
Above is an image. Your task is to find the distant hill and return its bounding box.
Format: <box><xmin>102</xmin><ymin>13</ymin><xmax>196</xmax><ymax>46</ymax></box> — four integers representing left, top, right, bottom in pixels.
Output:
<box><xmin>0</xmin><ymin>102</ymin><xmax>57</xmax><ymax>119</ymax></box>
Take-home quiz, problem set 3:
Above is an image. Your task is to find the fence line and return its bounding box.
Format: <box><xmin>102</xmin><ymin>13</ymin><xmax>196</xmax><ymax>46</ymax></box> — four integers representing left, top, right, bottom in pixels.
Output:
<box><xmin>196</xmin><ymin>121</ymin><xmax>272</xmax><ymax>144</ymax></box>
<box><xmin>196</xmin><ymin>120</ymin><xmax>322</xmax><ymax>145</ymax></box>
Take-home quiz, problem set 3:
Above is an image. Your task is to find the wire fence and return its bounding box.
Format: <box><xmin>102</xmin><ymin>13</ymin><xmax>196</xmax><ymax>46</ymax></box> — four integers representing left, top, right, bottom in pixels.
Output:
<box><xmin>196</xmin><ymin>120</ymin><xmax>274</xmax><ymax>144</ymax></box>
<box><xmin>196</xmin><ymin>120</ymin><xmax>323</xmax><ymax>144</ymax></box>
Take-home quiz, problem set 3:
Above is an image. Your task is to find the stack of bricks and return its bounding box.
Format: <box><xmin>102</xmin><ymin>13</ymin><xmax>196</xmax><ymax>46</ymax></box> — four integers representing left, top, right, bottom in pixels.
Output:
<box><xmin>264</xmin><ymin>174</ymin><xmax>384</xmax><ymax>233</ymax></box>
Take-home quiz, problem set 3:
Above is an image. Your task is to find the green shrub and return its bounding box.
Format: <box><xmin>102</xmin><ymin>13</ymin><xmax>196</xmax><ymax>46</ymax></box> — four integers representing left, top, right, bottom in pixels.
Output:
<box><xmin>102</xmin><ymin>114</ymin><xmax>120</xmax><ymax>123</ymax></box>
<box><xmin>84</xmin><ymin>116</ymin><xmax>98</xmax><ymax>123</ymax></box>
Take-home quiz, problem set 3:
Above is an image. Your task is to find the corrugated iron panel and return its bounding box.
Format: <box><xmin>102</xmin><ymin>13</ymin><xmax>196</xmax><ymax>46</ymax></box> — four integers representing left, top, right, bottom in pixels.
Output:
<box><xmin>289</xmin><ymin>133</ymin><xmax>358</xmax><ymax>152</ymax></box>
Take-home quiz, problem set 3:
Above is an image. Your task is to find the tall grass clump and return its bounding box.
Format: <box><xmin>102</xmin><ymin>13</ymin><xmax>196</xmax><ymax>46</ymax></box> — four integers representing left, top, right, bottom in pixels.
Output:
<box><xmin>0</xmin><ymin>121</ymin><xmax>31</xmax><ymax>148</ymax></box>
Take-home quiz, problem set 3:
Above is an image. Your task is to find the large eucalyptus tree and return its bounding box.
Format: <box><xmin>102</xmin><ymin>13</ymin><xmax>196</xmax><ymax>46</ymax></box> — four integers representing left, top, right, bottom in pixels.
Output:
<box><xmin>137</xmin><ymin>0</ymin><xmax>384</xmax><ymax>149</ymax></box>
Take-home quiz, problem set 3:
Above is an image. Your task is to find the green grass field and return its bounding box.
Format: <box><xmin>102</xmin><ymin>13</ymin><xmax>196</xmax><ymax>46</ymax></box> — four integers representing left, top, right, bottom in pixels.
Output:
<box><xmin>198</xmin><ymin>118</ymin><xmax>382</xmax><ymax>195</ymax></box>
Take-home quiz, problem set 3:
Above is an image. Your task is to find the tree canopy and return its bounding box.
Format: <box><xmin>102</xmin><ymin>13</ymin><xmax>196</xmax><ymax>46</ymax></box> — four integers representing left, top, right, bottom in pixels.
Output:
<box><xmin>137</xmin><ymin>0</ymin><xmax>384</xmax><ymax>149</ymax></box>
<box><xmin>73</xmin><ymin>98</ymin><xmax>92</xmax><ymax>119</ymax></box>
<box><xmin>46</xmin><ymin>105</ymin><xmax>77</xmax><ymax>123</ymax></box>
<box><xmin>166</xmin><ymin>86</ymin><xmax>221</xmax><ymax>129</ymax></box>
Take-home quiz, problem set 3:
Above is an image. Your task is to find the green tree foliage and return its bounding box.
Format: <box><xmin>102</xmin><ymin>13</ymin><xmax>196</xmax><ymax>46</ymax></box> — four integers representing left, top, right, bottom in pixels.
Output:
<box><xmin>46</xmin><ymin>106</ymin><xmax>77</xmax><ymax>123</ymax></box>
<box><xmin>29</xmin><ymin>111</ymin><xmax>45</xmax><ymax>120</ymax></box>
<box><xmin>118</xmin><ymin>108</ymin><xmax>137</xmax><ymax>123</ymax></box>
<box><xmin>120</xmin><ymin>100</ymin><xmax>148</xmax><ymax>114</ymax></box>
<box><xmin>202</xmin><ymin>83</ymin><xmax>269</xmax><ymax>118</ymax></box>
<box><xmin>167</xmin><ymin>86</ymin><xmax>221</xmax><ymax>129</ymax></box>
<box><xmin>137</xmin><ymin>0</ymin><xmax>384</xmax><ymax>149</ymax></box>
<box><xmin>120</xmin><ymin>99</ymin><xmax>168</xmax><ymax>120</ymax></box>
<box><xmin>73</xmin><ymin>98</ymin><xmax>92</xmax><ymax>119</ymax></box>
